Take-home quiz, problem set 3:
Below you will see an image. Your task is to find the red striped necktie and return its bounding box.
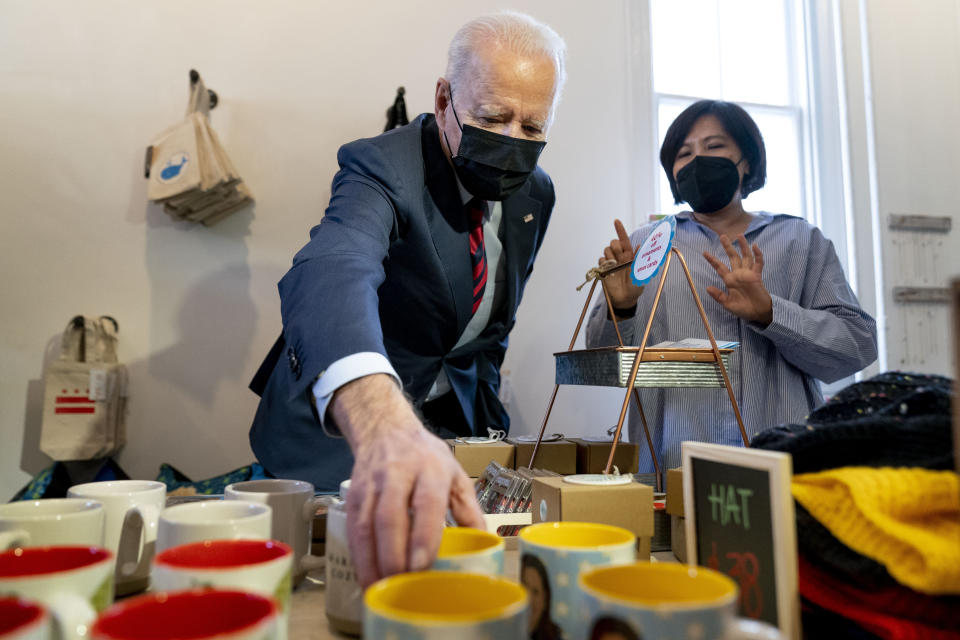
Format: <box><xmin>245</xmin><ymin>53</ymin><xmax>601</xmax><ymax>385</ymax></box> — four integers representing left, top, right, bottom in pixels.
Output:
<box><xmin>467</xmin><ymin>198</ymin><xmax>487</xmax><ymax>315</ymax></box>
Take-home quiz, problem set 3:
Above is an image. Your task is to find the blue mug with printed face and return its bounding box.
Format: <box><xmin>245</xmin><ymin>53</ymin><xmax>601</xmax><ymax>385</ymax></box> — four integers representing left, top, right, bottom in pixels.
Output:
<box><xmin>364</xmin><ymin>571</ymin><xmax>528</xmax><ymax>640</ymax></box>
<box><xmin>431</xmin><ymin>527</ymin><xmax>504</xmax><ymax>576</ymax></box>
<box><xmin>577</xmin><ymin>562</ymin><xmax>783</xmax><ymax>640</ymax></box>
<box><xmin>518</xmin><ymin>522</ymin><xmax>636</xmax><ymax>640</ymax></box>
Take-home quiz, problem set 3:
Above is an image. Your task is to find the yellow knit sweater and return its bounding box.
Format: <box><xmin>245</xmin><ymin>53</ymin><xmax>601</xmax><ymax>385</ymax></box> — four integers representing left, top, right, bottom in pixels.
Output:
<box><xmin>792</xmin><ymin>467</ymin><xmax>960</xmax><ymax>595</ymax></box>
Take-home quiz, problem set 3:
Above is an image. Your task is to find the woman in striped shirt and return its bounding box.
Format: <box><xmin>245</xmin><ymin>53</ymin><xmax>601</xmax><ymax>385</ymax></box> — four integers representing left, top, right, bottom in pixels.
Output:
<box><xmin>585</xmin><ymin>99</ymin><xmax>878</xmax><ymax>473</ymax></box>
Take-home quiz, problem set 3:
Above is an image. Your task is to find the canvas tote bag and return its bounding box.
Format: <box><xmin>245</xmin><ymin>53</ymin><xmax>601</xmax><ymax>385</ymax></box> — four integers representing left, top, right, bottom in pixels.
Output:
<box><xmin>40</xmin><ymin>316</ymin><xmax>128</xmax><ymax>461</ymax></box>
<box><xmin>146</xmin><ymin>71</ymin><xmax>253</xmax><ymax>224</ymax></box>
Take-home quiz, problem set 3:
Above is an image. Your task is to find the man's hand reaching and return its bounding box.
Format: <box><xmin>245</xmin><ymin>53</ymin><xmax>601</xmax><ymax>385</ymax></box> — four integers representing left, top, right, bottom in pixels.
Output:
<box><xmin>330</xmin><ymin>374</ymin><xmax>486</xmax><ymax>587</ymax></box>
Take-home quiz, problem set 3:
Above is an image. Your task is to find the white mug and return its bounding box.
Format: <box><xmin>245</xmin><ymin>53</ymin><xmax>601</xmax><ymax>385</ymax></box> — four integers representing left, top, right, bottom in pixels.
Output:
<box><xmin>0</xmin><ymin>499</ymin><xmax>104</xmax><ymax>550</ymax></box>
<box><xmin>224</xmin><ymin>479</ymin><xmax>324</xmax><ymax>584</ymax></box>
<box><xmin>152</xmin><ymin>540</ymin><xmax>293</xmax><ymax>640</ymax></box>
<box><xmin>66</xmin><ymin>481</ymin><xmax>165</xmax><ymax>596</ymax></box>
<box><xmin>0</xmin><ymin>546</ymin><xmax>114</xmax><ymax>640</ymax></box>
<box><xmin>157</xmin><ymin>500</ymin><xmax>272</xmax><ymax>552</ymax></box>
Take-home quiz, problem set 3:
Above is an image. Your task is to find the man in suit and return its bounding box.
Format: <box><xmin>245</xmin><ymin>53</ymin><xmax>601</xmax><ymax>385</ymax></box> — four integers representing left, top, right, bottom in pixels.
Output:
<box><xmin>249</xmin><ymin>11</ymin><xmax>566</xmax><ymax>586</ymax></box>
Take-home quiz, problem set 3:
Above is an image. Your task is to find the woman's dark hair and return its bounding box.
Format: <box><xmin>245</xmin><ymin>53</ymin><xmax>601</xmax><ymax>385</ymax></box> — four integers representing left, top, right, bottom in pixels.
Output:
<box><xmin>522</xmin><ymin>553</ymin><xmax>561</xmax><ymax>640</ymax></box>
<box><xmin>659</xmin><ymin>99</ymin><xmax>766</xmax><ymax>204</ymax></box>
<box><xmin>590</xmin><ymin>615</ymin><xmax>642</xmax><ymax>640</ymax></box>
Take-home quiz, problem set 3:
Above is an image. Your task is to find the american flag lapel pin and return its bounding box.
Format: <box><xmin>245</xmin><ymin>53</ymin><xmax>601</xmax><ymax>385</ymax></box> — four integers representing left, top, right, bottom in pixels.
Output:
<box><xmin>522</xmin><ymin>213</ymin><xmax>534</xmax><ymax>223</ymax></box>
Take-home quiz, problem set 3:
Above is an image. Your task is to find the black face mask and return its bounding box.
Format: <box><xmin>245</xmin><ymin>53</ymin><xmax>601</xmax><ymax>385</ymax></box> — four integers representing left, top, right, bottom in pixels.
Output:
<box><xmin>443</xmin><ymin>90</ymin><xmax>546</xmax><ymax>201</ymax></box>
<box><xmin>675</xmin><ymin>155</ymin><xmax>743</xmax><ymax>213</ymax></box>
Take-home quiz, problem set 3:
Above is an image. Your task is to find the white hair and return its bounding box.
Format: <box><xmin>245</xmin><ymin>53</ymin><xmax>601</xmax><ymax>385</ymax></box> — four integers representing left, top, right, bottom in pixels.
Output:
<box><xmin>446</xmin><ymin>11</ymin><xmax>567</xmax><ymax>122</ymax></box>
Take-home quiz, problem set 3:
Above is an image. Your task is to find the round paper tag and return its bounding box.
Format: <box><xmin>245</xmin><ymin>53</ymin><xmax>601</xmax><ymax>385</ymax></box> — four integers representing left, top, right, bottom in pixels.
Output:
<box><xmin>456</xmin><ymin>437</ymin><xmax>499</xmax><ymax>445</ymax></box>
<box><xmin>511</xmin><ymin>434</ymin><xmax>562</xmax><ymax>443</ymax></box>
<box><xmin>580</xmin><ymin>435</ymin><xmax>615</xmax><ymax>443</ymax></box>
<box><xmin>630</xmin><ymin>216</ymin><xmax>675</xmax><ymax>287</ymax></box>
<box><xmin>562</xmin><ymin>474</ymin><xmax>633</xmax><ymax>486</ymax></box>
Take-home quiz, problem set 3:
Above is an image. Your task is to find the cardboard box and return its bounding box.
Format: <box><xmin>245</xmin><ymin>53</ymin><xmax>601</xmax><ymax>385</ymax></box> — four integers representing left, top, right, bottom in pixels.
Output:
<box><xmin>447</xmin><ymin>440</ymin><xmax>514</xmax><ymax>477</ymax></box>
<box><xmin>531</xmin><ymin>476</ymin><xmax>653</xmax><ymax>545</ymax></box>
<box><xmin>568</xmin><ymin>438</ymin><xmax>640</xmax><ymax>474</ymax></box>
<box><xmin>671</xmin><ymin>514</ymin><xmax>687</xmax><ymax>563</ymax></box>
<box><xmin>665</xmin><ymin>467</ymin><xmax>684</xmax><ymax>516</ymax></box>
<box><xmin>510</xmin><ymin>439</ymin><xmax>577</xmax><ymax>475</ymax></box>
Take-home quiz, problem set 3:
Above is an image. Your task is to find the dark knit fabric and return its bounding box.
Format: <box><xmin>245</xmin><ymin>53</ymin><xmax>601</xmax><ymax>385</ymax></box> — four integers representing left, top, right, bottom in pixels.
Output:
<box><xmin>809</xmin><ymin>372</ymin><xmax>952</xmax><ymax>422</ymax></box>
<box><xmin>800</xmin><ymin>555</ymin><xmax>960</xmax><ymax>634</ymax></box>
<box><xmin>750</xmin><ymin>372</ymin><xmax>954</xmax><ymax>473</ymax></box>
<box><xmin>802</xmin><ymin>600</ymin><xmax>883</xmax><ymax>640</ymax></box>
<box><xmin>795</xmin><ymin>503</ymin><xmax>893</xmax><ymax>589</ymax></box>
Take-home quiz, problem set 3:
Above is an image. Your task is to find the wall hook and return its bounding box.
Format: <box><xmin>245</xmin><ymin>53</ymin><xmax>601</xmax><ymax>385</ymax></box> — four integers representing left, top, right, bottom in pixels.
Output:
<box><xmin>189</xmin><ymin>68</ymin><xmax>218</xmax><ymax>110</ymax></box>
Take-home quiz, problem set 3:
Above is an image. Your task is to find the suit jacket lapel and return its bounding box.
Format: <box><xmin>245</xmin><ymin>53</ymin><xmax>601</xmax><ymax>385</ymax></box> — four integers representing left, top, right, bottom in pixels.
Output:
<box><xmin>421</xmin><ymin>117</ymin><xmax>473</xmax><ymax>342</ymax></box>
<box><xmin>500</xmin><ymin>187</ymin><xmax>542</xmax><ymax>318</ymax></box>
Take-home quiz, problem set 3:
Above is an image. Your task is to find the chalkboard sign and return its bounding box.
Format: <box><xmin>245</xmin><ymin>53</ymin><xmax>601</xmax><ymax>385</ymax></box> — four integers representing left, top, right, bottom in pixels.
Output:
<box><xmin>682</xmin><ymin>442</ymin><xmax>799</xmax><ymax>640</ymax></box>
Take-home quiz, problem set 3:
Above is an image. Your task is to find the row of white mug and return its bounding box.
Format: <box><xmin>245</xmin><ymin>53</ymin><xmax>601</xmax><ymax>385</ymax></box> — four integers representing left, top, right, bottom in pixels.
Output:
<box><xmin>0</xmin><ymin>540</ymin><xmax>295</xmax><ymax>640</ymax></box>
<box><xmin>0</xmin><ymin>478</ymin><xmax>325</xmax><ymax>640</ymax></box>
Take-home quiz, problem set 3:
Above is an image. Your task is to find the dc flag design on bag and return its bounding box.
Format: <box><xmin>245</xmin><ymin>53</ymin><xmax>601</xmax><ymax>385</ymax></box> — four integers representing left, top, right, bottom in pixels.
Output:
<box><xmin>54</xmin><ymin>389</ymin><xmax>95</xmax><ymax>415</ymax></box>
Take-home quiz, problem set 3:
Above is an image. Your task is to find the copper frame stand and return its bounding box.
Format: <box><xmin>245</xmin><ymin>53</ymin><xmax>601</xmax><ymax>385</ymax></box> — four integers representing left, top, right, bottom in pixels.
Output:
<box><xmin>528</xmin><ymin>248</ymin><xmax>750</xmax><ymax>492</ymax></box>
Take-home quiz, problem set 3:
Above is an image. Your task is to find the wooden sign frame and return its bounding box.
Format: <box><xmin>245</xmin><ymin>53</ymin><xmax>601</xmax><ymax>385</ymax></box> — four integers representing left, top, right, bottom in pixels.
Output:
<box><xmin>952</xmin><ymin>278</ymin><xmax>960</xmax><ymax>474</ymax></box>
<box><xmin>682</xmin><ymin>441</ymin><xmax>799</xmax><ymax>640</ymax></box>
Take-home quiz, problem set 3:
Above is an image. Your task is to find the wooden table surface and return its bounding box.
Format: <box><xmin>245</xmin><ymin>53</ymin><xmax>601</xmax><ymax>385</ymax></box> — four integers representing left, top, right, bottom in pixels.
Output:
<box><xmin>289</xmin><ymin>550</ymin><xmax>678</xmax><ymax>639</ymax></box>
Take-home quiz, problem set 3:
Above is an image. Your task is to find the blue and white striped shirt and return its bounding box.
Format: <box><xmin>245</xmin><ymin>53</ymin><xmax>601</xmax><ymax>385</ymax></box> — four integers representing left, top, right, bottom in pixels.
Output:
<box><xmin>584</xmin><ymin>211</ymin><xmax>878</xmax><ymax>472</ymax></box>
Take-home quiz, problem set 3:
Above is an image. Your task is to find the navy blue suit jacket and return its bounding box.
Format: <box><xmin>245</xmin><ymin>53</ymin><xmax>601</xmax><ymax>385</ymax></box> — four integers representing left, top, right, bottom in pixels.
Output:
<box><xmin>249</xmin><ymin>114</ymin><xmax>554</xmax><ymax>491</ymax></box>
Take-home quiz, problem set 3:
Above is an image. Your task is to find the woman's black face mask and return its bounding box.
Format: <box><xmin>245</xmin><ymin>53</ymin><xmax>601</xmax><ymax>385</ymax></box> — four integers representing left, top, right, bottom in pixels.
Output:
<box><xmin>443</xmin><ymin>88</ymin><xmax>546</xmax><ymax>201</ymax></box>
<box><xmin>675</xmin><ymin>155</ymin><xmax>743</xmax><ymax>213</ymax></box>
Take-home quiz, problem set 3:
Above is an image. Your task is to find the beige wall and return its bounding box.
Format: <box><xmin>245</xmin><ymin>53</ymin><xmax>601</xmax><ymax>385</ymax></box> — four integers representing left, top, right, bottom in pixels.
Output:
<box><xmin>2</xmin><ymin>0</ymin><xmax>957</xmax><ymax>498</ymax></box>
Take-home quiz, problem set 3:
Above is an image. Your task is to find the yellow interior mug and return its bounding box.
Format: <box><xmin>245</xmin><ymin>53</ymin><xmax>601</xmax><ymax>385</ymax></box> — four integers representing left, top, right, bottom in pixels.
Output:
<box><xmin>578</xmin><ymin>562</ymin><xmax>783</xmax><ymax>640</ymax></box>
<box><xmin>432</xmin><ymin>527</ymin><xmax>504</xmax><ymax>575</ymax></box>
<box><xmin>364</xmin><ymin>571</ymin><xmax>528</xmax><ymax>639</ymax></box>
<box><xmin>518</xmin><ymin>521</ymin><xmax>636</xmax><ymax>640</ymax></box>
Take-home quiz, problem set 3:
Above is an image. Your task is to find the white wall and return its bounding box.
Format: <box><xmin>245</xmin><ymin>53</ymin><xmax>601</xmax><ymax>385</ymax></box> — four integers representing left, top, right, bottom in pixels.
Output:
<box><xmin>857</xmin><ymin>0</ymin><xmax>960</xmax><ymax>372</ymax></box>
<box><xmin>0</xmin><ymin>0</ymin><xmax>634</xmax><ymax>497</ymax></box>
<box><xmin>2</xmin><ymin>1</ymin><xmax>957</xmax><ymax>499</ymax></box>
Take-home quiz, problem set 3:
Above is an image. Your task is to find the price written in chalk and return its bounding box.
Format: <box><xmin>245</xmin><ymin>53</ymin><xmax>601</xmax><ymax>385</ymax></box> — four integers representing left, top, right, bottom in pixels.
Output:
<box><xmin>708</xmin><ymin>542</ymin><xmax>763</xmax><ymax>618</ymax></box>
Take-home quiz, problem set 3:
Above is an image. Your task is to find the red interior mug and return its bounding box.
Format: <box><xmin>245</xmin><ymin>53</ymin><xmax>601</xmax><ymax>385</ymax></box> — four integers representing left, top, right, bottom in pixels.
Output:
<box><xmin>91</xmin><ymin>589</ymin><xmax>279</xmax><ymax>640</ymax></box>
<box><xmin>0</xmin><ymin>546</ymin><xmax>114</xmax><ymax>640</ymax></box>
<box><xmin>0</xmin><ymin>597</ymin><xmax>47</xmax><ymax>639</ymax></box>
<box><xmin>153</xmin><ymin>539</ymin><xmax>291</xmax><ymax>569</ymax></box>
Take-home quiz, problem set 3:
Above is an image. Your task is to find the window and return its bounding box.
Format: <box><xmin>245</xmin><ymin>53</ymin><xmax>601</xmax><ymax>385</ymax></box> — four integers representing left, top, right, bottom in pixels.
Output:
<box><xmin>649</xmin><ymin>0</ymin><xmax>809</xmax><ymax>222</ymax></box>
<box><xmin>642</xmin><ymin>0</ymin><xmax>872</xmax><ymax>388</ymax></box>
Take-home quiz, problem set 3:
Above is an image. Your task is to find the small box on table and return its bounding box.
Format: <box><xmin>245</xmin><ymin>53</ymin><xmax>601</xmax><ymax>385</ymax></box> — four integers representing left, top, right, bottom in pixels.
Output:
<box><xmin>665</xmin><ymin>467</ymin><xmax>684</xmax><ymax>516</ymax></box>
<box><xmin>510</xmin><ymin>439</ymin><xmax>577</xmax><ymax>475</ymax></box>
<box><xmin>446</xmin><ymin>439</ymin><xmax>515</xmax><ymax>477</ymax></box>
<box><xmin>665</xmin><ymin>467</ymin><xmax>686</xmax><ymax>561</ymax></box>
<box><xmin>530</xmin><ymin>475</ymin><xmax>653</xmax><ymax>559</ymax></box>
<box><xmin>568</xmin><ymin>438</ymin><xmax>640</xmax><ymax>474</ymax></box>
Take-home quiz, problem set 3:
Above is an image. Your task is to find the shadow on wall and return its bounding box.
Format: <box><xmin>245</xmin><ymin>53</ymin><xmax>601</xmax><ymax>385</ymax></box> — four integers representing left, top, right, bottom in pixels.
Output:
<box><xmin>145</xmin><ymin>261</ymin><xmax>257</xmax><ymax>401</ymax></box>
<box><xmin>142</xmin><ymin>197</ymin><xmax>256</xmax><ymax>404</ymax></box>
<box><xmin>18</xmin><ymin>336</ymin><xmax>62</xmax><ymax>478</ymax></box>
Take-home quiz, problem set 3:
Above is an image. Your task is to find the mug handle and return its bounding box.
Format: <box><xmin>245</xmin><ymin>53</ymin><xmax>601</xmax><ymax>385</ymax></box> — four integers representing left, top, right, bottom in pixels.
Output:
<box><xmin>728</xmin><ymin>618</ymin><xmax>784</xmax><ymax>640</ymax></box>
<box><xmin>117</xmin><ymin>506</ymin><xmax>145</xmax><ymax>577</ymax></box>
<box><xmin>0</xmin><ymin>529</ymin><xmax>30</xmax><ymax>550</ymax></box>
<box><xmin>299</xmin><ymin>495</ymin><xmax>333</xmax><ymax>572</ymax></box>
<box><xmin>117</xmin><ymin>504</ymin><xmax>161</xmax><ymax>578</ymax></box>
<box><xmin>46</xmin><ymin>592</ymin><xmax>97</xmax><ymax>640</ymax></box>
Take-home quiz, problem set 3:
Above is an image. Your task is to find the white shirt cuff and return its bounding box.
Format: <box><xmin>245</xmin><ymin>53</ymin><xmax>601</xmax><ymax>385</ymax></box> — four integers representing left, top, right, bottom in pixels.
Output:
<box><xmin>311</xmin><ymin>352</ymin><xmax>400</xmax><ymax>435</ymax></box>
